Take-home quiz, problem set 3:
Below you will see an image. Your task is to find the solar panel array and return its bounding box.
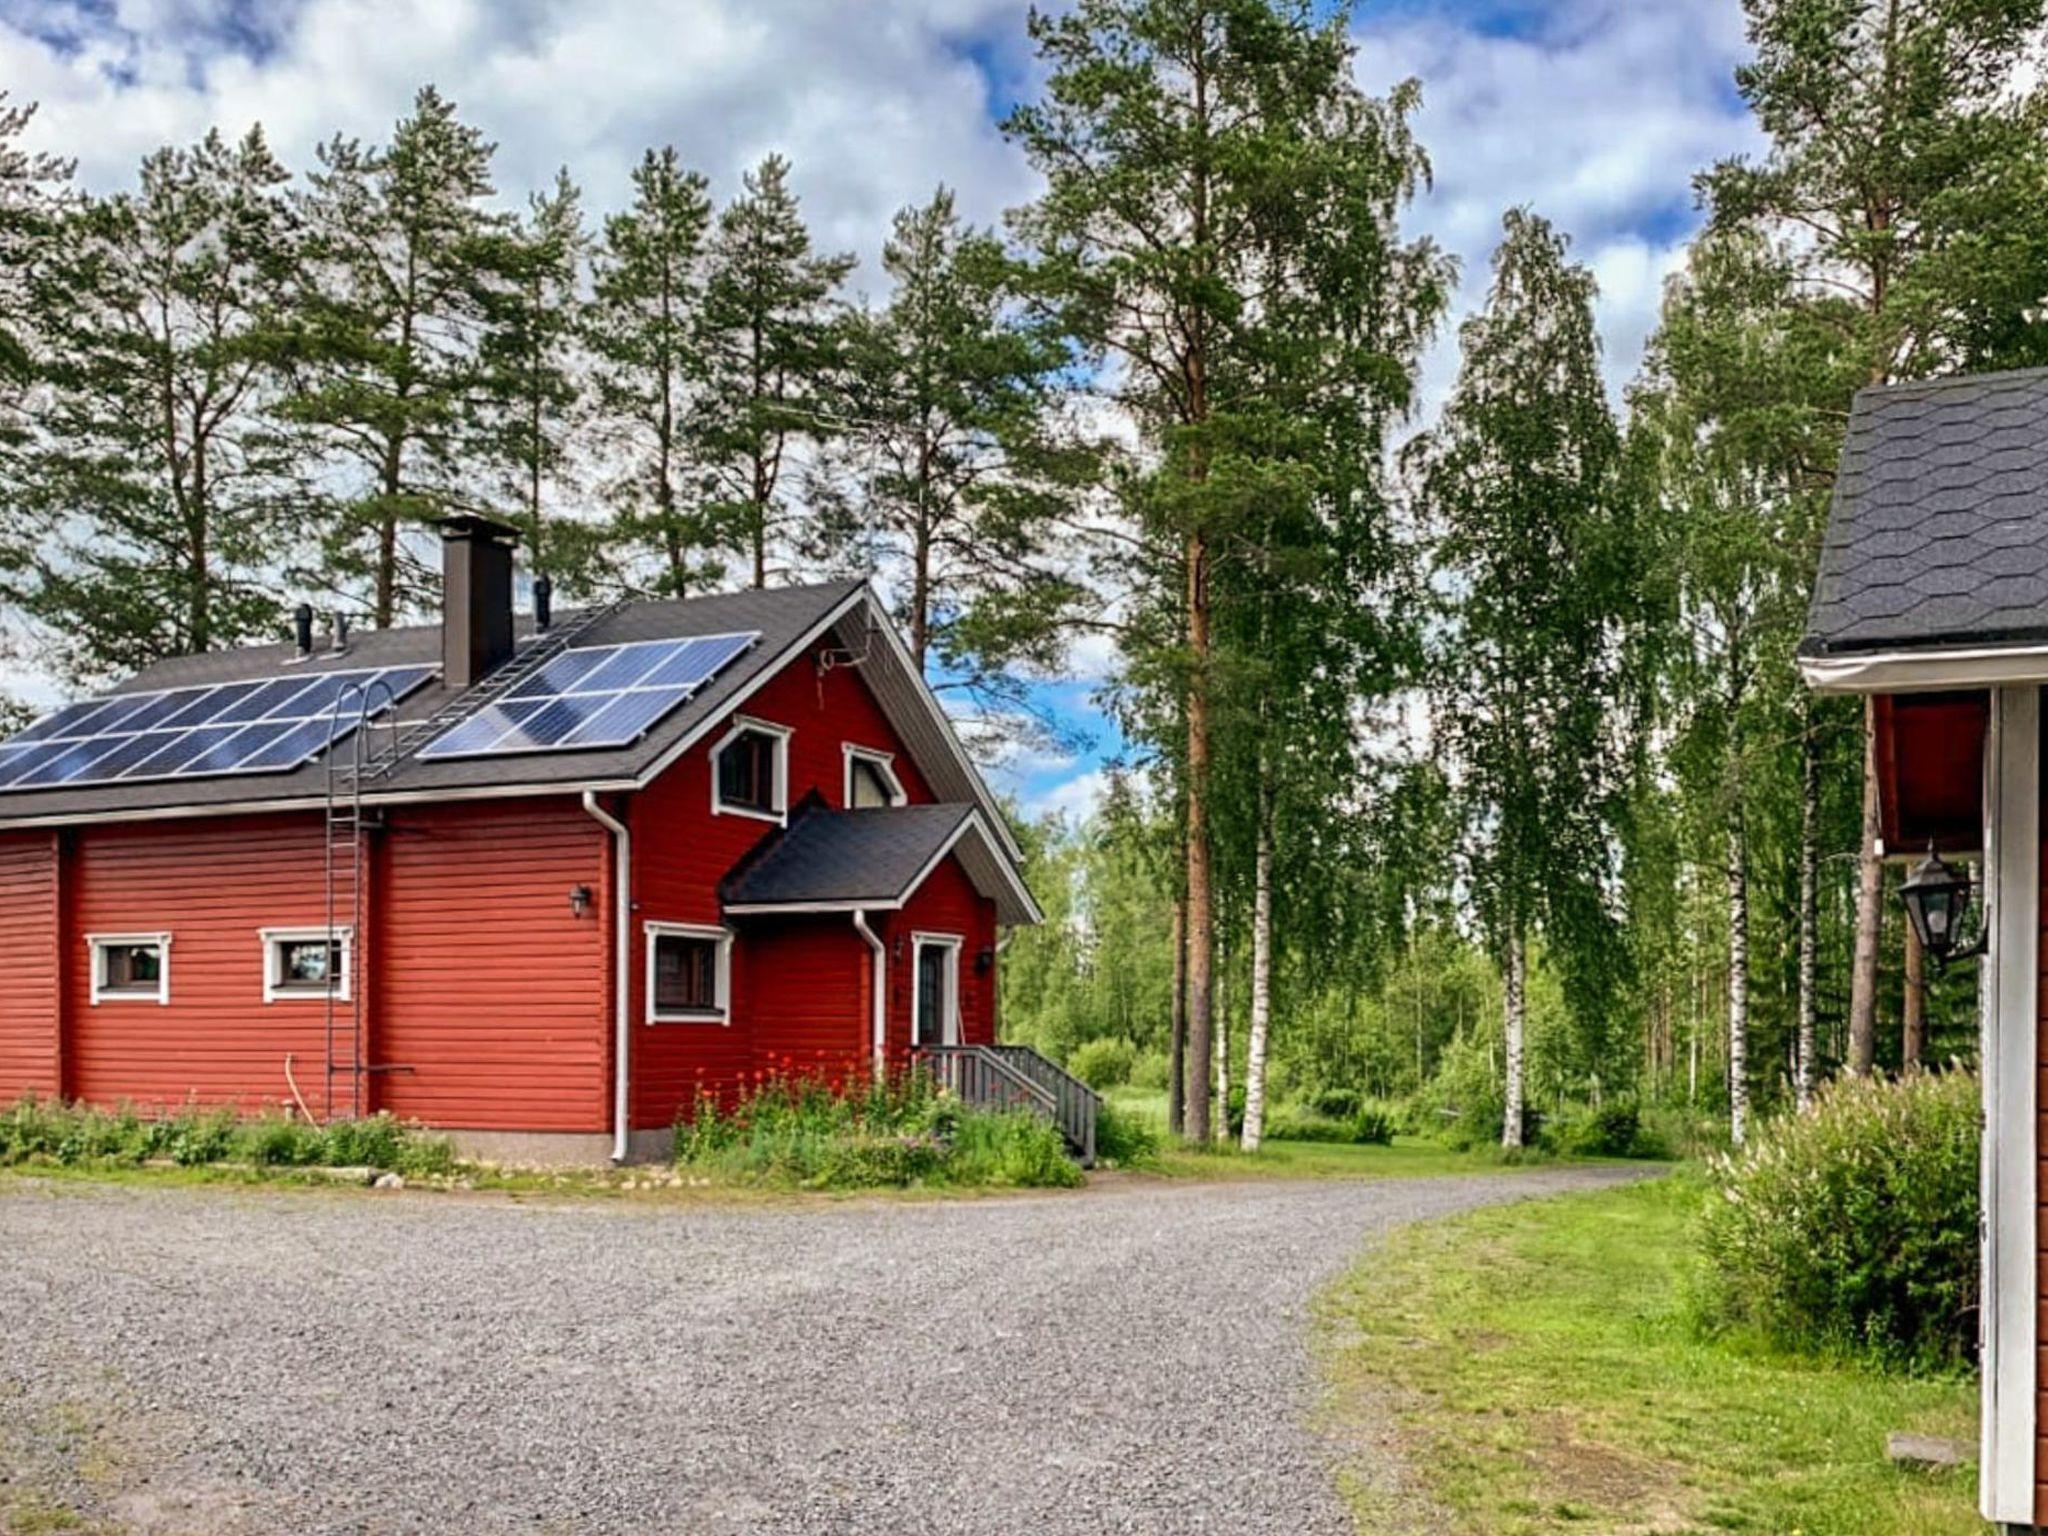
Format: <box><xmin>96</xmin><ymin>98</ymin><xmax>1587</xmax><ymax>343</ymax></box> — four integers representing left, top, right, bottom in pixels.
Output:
<box><xmin>0</xmin><ymin>665</ymin><xmax>434</xmax><ymax>794</ymax></box>
<box><xmin>417</xmin><ymin>631</ymin><xmax>759</xmax><ymax>760</ymax></box>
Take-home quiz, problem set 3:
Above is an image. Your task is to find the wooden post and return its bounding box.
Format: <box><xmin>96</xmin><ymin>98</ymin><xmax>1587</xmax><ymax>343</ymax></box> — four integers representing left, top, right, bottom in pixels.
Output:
<box><xmin>1902</xmin><ymin>920</ymin><xmax>1925</xmax><ymax>1069</ymax></box>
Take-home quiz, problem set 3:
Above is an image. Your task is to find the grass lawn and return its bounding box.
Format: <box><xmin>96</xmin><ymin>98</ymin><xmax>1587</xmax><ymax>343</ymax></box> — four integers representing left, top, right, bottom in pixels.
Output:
<box><xmin>1319</xmin><ymin>1174</ymin><xmax>1983</xmax><ymax>1536</ymax></box>
<box><xmin>1104</xmin><ymin>1085</ymin><xmax>1622</xmax><ymax>1181</ymax></box>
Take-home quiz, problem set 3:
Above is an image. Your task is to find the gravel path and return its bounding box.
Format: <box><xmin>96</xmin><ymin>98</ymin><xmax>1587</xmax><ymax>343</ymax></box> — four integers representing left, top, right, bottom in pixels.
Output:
<box><xmin>0</xmin><ymin>1166</ymin><xmax>1640</xmax><ymax>1535</ymax></box>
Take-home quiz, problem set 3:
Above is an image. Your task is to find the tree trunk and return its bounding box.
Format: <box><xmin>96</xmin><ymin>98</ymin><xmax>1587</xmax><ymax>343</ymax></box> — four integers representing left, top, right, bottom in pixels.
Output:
<box><xmin>1183</xmin><ymin>527</ymin><xmax>1214</xmax><ymax>1143</ymax></box>
<box><xmin>1796</xmin><ymin>716</ymin><xmax>1820</xmax><ymax>1111</ymax></box>
<box><xmin>1847</xmin><ymin>698</ymin><xmax>1882</xmax><ymax>1075</ymax></box>
<box><xmin>1728</xmin><ymin>799</ymin><xmax>1751</xmax><ymax>1149</ymax></box>
<box><xmin>1214</xmin><ymin>934</ymin><xmax>1230</xmax><ymax>1145</ymax></box>
<box><xmin>1501</xmin><ymin>926</ymin><xmax>1526</xmax><ymax>1149</ymax></box>
<box><xmin>1241</xmin><ymin>779</ymin><xmax>1273</xmax><ymax>1152</ymax></box>
<box><xmin>1167</xmin><ymin>896</ymin><xmax>1186</xmax><ymax>1138</ymax></box>
<box><xmin>1902</xmin><ymin>920</ymin><xmax>1925</xmax><ymax>1069</ymax></box>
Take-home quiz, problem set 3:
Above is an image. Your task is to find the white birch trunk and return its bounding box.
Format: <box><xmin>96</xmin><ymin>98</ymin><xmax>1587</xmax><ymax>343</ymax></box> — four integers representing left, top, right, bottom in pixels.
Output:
<box><xmin>1727</xmin><ymin>804</ymin><xmax>1751</xmax><ymax>1149</ymax></box>
<box><xmin>1795</xmin><ymin>719</ymin><xmax>1819</xmax><ymax>1111</ymax></box>
<box><xmin>1214</xmin><ymin>948</ymin><xmax>1231</xmax><ymax>1144</ymax></box>
<box><xmin>1501</xmin><ymin>926</ymin><xmax>1525</xmax><ymax>1149</ymax></box>
<box><xmin>1241</xmin><ymin>781</ymin><xmax>1273</xmax><ymax>1152</ymax></box>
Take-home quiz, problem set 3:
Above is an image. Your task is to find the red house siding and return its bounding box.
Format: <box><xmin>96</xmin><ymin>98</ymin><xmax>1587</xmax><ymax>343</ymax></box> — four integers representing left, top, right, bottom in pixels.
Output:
<box><xmin>627</xmin><ymin>641</ymin><xmax>943</xmax><ymax>1129</ymax></box>
<box><xmin>65</xmin><ymin>813</ymin><xmax>338</xmax><ymax>1116</ymax></box>
<box><xmin>373</xmin><ymin>799</ymin><xmax>609</xmax><ymax>1131</ymax></box>
<box><xmin>0</xmin><ymin>831</ymin><xmax>59</xmax><ymax>1102</ymax></box>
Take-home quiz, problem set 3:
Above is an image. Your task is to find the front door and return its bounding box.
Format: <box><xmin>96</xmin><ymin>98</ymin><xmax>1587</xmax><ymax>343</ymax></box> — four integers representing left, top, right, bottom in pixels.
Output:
<box><xmin>914</xmin><ymin>937</ymin><xmax>959</xmax><ymax>1046</ymax></box>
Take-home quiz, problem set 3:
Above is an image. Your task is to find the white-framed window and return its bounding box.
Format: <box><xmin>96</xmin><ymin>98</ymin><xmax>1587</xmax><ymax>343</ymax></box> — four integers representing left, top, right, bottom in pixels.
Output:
<box><xmin>88</xmin><ymin>932</ymin><xmax>171</xmax><ymax>1005</ymax></box>
<box><xmin>711</xmin><ymin>715</ymin><xmax>792</xmax><ymax>824</ymax></box>
<box><xmin>911</xmin><ymin>932</ymin><xmax>963</xmax><ymax>1047</ymax></box>
<box><xmin>259</xmin><ymin>926</ymin><xmax>352</xmax><ymax>1003</ymax></box>
<box><xmin>646</xmin><ymin>921</ymin><xmax>733</xmax><ymax>1024</ymax></box>
<box><xmin>843</xmin><ymin>744</ymin><xmax>907</xmax><ymax>809</ymax></box>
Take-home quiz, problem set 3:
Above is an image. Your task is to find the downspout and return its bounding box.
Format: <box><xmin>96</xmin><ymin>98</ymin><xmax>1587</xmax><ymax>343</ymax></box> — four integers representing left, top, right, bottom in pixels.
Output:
<box><xmin>581</xmin><ymin>791</ymin><xmax>632</xmax><ymax>1164</ymax></box>
<box><xmin>853</xmin><ymin>910</ymin><xmax>885</xmax><ymax>1078</ymax></box>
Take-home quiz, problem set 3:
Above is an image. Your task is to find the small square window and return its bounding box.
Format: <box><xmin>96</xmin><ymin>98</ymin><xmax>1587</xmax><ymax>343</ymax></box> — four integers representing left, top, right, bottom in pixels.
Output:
<box><xmin>261</xmin><ymin>927</ymin><xmax>352</xmax><ymax>1002</ymax></box>
<box><xmin>647</xmin><ymin>924</ymin><xmax>730</xmax><ymax>1023</ymax></box>
<box><xmin>90</xmin><ymin>934</ymin><xmax>170</xmax><ymax>1004</ymax></box>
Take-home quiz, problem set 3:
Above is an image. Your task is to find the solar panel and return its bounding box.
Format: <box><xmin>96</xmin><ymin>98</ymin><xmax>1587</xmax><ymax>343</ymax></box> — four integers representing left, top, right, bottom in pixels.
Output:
<box><xmin>416</xmin><ymin>631</ymin><xmax>758</xmax><ymax>760</ymax></box>
<box><xmin>0</xmin><ymin>664</ymin><xmax>434</xmax><ymax>794</ymax></box>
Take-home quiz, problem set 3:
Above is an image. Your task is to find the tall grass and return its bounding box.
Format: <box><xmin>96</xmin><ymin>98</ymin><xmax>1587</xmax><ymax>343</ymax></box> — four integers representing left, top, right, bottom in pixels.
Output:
<box><xmin>673</xmin><ymin>1067</ymin><xmax>1082</xmax><ymax>1189</ymax></box>
<box><xmin>0</xmin><ymin>1096</ymin><xmax>455</xmax><ymax>1174</ymax></box>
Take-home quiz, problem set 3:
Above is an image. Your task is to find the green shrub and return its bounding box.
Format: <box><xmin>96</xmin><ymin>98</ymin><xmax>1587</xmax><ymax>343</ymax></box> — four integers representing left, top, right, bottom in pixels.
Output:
<box><xmin>1310</xmin><ymin>1086</ymin><xmax>1362</xmax><ymax>1120</ymax></box>
<box><xmin>1543</xmin><ymin>1100</ymin><xmax>1647</xmax><ymax>1158</ymax></box>
<box><xmin>949</xmin><ymin>1111</ymin><xmax>1084</xmax><ymax>1188</ymax></box>
<box><xmin>1351</xmin><ymin>1100</ymin><xmax>1397</xmax><ymax>1146</ymax></box>
<box><xmin>1127</xmin><ymin>1050</ymin><xmax>1170</xmax><ymax>1091</ymax></box>
<box><xmin>1093</xmin><ymin>1098</ymin><xmax>1161</xmax><ymax>1166</ymax></box>
<box><xmin>1692</xmin><ymin>1069</ymin><xmax>1979</xmax><ymax>1366</ymax></box>
<box><xmin>1412</xmin><ymin>1033</ymin><xmax>1506</xmax><ymax>1150</ymax></box>
<box><xmin>1265</xmin><ymin>1100</ymin><xmax>1395</xmax><ymax>1146</ymax></box>
<box><xmin>1067</xmin><ymin>1037</ymin><xmax>1138</xmax><ymax>1090</ymax></box>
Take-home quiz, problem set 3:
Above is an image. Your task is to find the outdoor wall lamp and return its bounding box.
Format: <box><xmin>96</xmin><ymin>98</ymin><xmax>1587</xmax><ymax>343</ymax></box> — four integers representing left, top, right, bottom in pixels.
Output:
<box><xmin>975</xmin><ymin>946</ymin><xmax>994</xmax><ymax>974</ymax></box>
<box><xmin>568</xmin><ymin>883</ymin><xmax>593</xmax><ymax>920</ymax></box>
<box><xmin>1899</xmin><ymin>845</ymin><xmax>1985</xmax><ymax>968</ymax></box>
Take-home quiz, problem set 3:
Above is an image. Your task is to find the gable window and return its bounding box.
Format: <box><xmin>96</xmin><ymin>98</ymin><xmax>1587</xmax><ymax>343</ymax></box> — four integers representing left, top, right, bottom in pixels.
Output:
<box><xmin>647</xmin><ymin>922</ymin><xmax>732</xmax><ymax>1023</ymax></box>
<box><xmin>711</xmin><ymin>716</ymin><xmax>791</xmax><ymax>822</ymax></box>
<box><xmin>260</xmin><ymin>927</ymin><xmax>352</xmax><ymax>1003</ymax></box>
<box><xmin>89</xmin><ymin>933</ymin><xmax>170</xmax><ymax>1005</ymax></box>
<box><xmin>844</xmin><ymin>744</ymin><xmax>906</xmax><ymax>809</ymax></box>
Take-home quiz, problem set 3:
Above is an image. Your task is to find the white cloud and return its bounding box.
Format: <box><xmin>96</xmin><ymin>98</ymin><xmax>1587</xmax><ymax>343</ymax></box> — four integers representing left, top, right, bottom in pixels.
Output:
<box><xmin>1023</xmin><ymin>765</ymin><xmax>1109</xmax><ymax>825</ymax></box>
<box><xmin>1354</xmin><ymin>0</ymin><xmax>1761</xmax><ymax>410</ymax></box>
<box><xmin>2</xmin><ymin>0</ymin><xmax>1041</xmax><ymax>292</ymax></box>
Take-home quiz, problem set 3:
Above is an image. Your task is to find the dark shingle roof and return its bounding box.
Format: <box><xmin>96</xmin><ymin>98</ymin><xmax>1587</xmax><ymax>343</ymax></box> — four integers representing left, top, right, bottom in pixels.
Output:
<box><xmin>1804</xmin><ymin>367</ymin><xmax>2048</xmax><ymax>657</ymax></box>
<box><xmin>0</xmin><ymin>581</ymin><xmax>866</xmax><ymax>825</ymax></box>
<box><xmin>723</xmin><ymin>803</ymin><xmax>977</xmax><ymax>908</ymax></box>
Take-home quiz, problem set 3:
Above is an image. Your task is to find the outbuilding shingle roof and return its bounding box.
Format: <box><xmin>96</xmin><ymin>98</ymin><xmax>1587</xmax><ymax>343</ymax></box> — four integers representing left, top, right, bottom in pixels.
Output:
<box><xmin>1803</xmin><ymin>367</ymin><xmax>2048</xmax><ymax>658</ymax></box>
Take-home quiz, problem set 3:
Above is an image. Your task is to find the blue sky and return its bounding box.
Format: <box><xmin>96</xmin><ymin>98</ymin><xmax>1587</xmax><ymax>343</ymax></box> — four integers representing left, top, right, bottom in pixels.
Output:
<box><xmin>0</xmin><ymin>0</ymin><xmax>1762</xmax><ymax>821</ymax></box>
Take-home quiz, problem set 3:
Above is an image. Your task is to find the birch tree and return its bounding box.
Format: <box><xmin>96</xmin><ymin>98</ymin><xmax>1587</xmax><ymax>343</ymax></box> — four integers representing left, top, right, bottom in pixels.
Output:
<box><xmin>1416</xmin><ymin>210</ymin><xmax>1626</xmax><ymax>1150</ymax></box>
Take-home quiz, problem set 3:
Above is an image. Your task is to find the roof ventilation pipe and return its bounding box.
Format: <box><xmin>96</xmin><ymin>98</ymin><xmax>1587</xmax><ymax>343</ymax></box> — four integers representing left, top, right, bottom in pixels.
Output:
<box><xmin>329</xmin><ymin>613</ymin><xmax>350</xmax><ymax>654</ymax></box>
<box><xmin>439</xmin><ymin>515</ymin><xmax>521</xmax><ymax>689</ymax></box>
<box><xmin>534</xmin><ymin>573</ymin><xmax>552</xmax><ymax>633</ymax></box>
<box><xmin>293</xmin><ymin>604</ymin><xmax>314</xmax><ymax>659</ymax></box>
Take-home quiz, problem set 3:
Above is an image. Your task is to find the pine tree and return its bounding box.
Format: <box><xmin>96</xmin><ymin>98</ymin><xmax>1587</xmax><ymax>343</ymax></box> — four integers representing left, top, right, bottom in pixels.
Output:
<box><xmin>585</xmin><ymin>147</ymin><xmax>718</xmax><ymax>597</ymax></box>
<box><xmin>8</xmin><ymin>127</ymin><xmax>299</xmax><ymax>682</ymax></box>
<box><xmin>1415</xmin><ymin>209</ymin><xmax>1627</xmax><ymax>1150</ymax></box>
<box><xmin>813</xmin><ymin>187</ymin><xmax>1093</xmax><ymax>712</ymax></box>
<box><xmin>0</xmin><ymin>95</ymin><xmax>70</xmax><ymax>432</ymax></box>
<box><xmin>698</xmin><ymin>155</ymin><xmax>853</xmax><ymax>589</ymax></box>
<box><xmin>477</xmin><ymin>169</ymin><xmax>591</xmax><ymax>591</ymax></box>
<box><xmin>286</xmin><ymin>85</ymin><xmax>510</xmax><ymax>625</ymax></box>
<box><xmin>1007</xmin><ymin>0</ymin><xmax>1447</xmax><ymax>1140</ymax></box>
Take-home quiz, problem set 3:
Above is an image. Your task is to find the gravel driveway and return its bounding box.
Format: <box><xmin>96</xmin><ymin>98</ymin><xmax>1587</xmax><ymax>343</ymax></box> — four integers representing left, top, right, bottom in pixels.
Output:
<box><xmin>0</xmin><ymin>1166</ymin><xmax>1638</xmax><ymax>1535</ymax></box>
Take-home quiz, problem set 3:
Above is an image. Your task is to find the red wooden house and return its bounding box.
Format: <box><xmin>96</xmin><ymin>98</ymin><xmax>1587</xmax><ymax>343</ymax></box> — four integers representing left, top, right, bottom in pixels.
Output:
<box><xmin>1800</xmin><ymin>368</ymin><xmax>2048</xmax><ymax>1531</ymax></box>
<box><xmin>0</xmin><ymin>517</ymin><xmax>1042</xmax><ymax>1164</ymax></box>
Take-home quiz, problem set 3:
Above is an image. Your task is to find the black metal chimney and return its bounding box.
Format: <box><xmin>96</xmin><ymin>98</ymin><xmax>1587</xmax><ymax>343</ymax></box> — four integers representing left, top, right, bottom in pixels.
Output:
<box><xmin>440</xmin><ymin>515</ymin><xmax>520</xmax><ymax>689</ymax></box>
<box><xmin>293</xmin><ymin>603</ymin><xmax>314</xmax><ymax>658</ymax></box>
<box><xmin>534</xmin><ymin>573</ymin><xmax>553</xmax><ymax>632</ymax></box>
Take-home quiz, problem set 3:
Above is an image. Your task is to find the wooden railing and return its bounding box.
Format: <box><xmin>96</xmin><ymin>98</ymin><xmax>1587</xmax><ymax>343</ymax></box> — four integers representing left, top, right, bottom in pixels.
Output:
<box><xmin>919</xmin><ymin>1044</ymin><xmax>1099</xmax><ymax>1167</ymax></box>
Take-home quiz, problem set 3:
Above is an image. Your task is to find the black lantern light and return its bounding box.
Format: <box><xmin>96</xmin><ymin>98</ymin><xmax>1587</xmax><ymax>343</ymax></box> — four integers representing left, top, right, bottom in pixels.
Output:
<box><xmin>568</xmin><ymin>883</ymin><xmax>593</xmax><ymax>919</ymax></box>
<box><xmin>1899</xmin><ymin>844</ymin><xmax>1976</xmax><ymax>967</ymax></box>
